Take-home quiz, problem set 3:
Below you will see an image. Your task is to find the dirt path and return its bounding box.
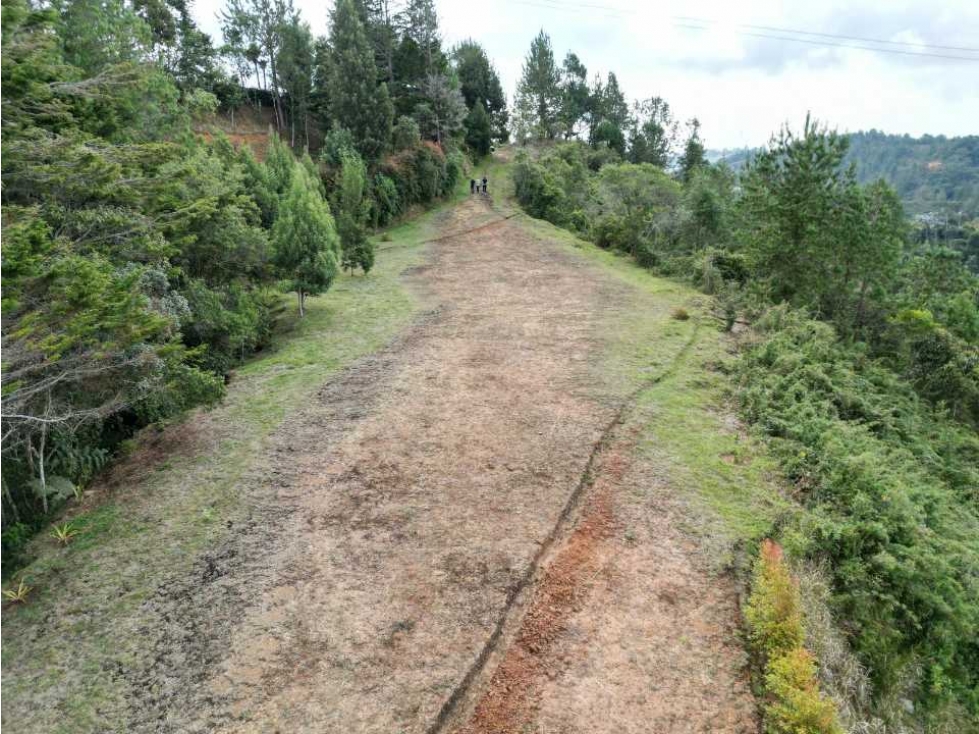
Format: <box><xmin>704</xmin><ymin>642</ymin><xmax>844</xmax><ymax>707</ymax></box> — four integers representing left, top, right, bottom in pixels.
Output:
<box><xmin>8</xmin><ymin>193</ymin><xmax>758</xmax><ymax>733</ymax></box>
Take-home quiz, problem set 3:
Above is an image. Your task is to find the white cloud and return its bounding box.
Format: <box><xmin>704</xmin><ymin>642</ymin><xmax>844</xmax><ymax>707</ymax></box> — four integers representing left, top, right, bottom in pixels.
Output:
<box><xmin>192</xmin><ymin>0</ymin><xmax>979</xmax><ymax>148</ymax></box>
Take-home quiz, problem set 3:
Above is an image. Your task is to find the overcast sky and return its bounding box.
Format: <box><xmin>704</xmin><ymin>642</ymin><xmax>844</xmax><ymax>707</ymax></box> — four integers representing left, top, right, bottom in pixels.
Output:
<box><xmin>193</xmin><ymin>0</ymin><xmax>979</xmax><ymax>149</ymax></box>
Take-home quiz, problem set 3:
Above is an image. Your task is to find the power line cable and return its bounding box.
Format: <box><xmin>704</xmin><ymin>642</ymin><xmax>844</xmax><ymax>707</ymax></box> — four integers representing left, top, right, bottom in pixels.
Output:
<box><xmin>493</xmin><ymin>0</ymin><xmax>979</xmax><ymax>62</ymax></box>
<box><xmin>675</xmin><ymin>15</ymin><xmax>979</xmax><ymax>54</ymax></box>
<box><xmin>675</xmin><ymin>22</ymin><xmax>979</xmax><ymax>61</ymax></box>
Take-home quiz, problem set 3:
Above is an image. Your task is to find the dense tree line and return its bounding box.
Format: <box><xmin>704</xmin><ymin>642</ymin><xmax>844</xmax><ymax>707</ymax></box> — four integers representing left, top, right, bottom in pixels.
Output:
<box><xmin>512</xmin><ymin>30</ymin><xmax>701</xmax><ymax>171</ymax></box>
<box><xmin>1</xmin><ymin>0</ymin><xmax>499</xmax><ymax>571</ymax></box>
<box><xmin>510</xmin><ymin>32</ymin><xmax>979</xmax><ymax>732</ymax></box>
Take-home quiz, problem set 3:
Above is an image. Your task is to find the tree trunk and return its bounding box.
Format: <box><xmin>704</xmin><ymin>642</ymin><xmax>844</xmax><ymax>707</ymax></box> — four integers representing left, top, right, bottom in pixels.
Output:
<box><xmin>298</xmin><ymin>290</ymin><xmax>305</xmax><ymax>318</ymax></box>
<box><xmin>2</xmin><ymin>477</ymin><xmax>20</xmax><ymax>523</ymax></box>
<box><xmin>268</xmin><ymin>53</ymin><xmax>286</xmax><ymax>131</ymax></box>
<box><xmin>38</xmin><ymin>424</ymin><xmax>48</xmax><ymax>515</ymax></box>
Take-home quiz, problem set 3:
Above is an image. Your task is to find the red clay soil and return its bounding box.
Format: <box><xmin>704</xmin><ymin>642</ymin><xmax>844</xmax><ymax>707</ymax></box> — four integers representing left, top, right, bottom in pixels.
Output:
<box><xmin>455</xmin><ymin>474</ymin><xmax>619</xmax><ymax>734</ymax></box>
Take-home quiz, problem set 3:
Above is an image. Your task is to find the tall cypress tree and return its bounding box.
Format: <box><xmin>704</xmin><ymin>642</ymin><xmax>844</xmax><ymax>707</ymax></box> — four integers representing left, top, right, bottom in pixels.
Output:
<box><xmin>272</xmin><ymin>166</ymin><xmax>341</xmax><ymax>316</ymax></box>
<box><xmin>328</xmin><ymin>0</ymin><xmax>393</xmax><ymax>161</ymax></box>
<box><xmin>464</xmin><ymin>101</ymin><xmax>492</xmax><ymax>157</ymax></box>
<box><xmin>336</xmin><ymin>150</ymin><xmax>374</xmax><ymax>274</ymax></box>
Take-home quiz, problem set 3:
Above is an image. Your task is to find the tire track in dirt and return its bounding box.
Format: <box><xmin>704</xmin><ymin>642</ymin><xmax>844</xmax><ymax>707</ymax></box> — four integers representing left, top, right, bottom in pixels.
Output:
<box><xmin>431</xmin><ymin>321</ymin><xmax>704</xmax><ymax>734</ymax></box>
<box><xmin>121</xmin><ymin>316</ymin><xmax>440</xmax><ymax>732</ymax></box>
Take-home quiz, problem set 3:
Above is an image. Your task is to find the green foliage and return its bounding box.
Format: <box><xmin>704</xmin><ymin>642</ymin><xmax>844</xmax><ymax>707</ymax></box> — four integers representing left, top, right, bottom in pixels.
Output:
<box><xmin>272</xmin><ymin>166</ymin><xmax>341</xmax><ymax>314</ymax></box>
<box><xmin>379</xmin><ymin>139</ymin><xmax>458</xmax><ymax>210</ymax></box>
<box><xmin>628</xmin><ymin>97</ymin><xmax>677</xmax><ymax>167</ymax></box>
<box><xmin>464</xmin><ymin>100</ymin><xmax>493</xmax><ymax>158</ymax></box>
<box><xmin>278</xmin><ymin>15</ymin><xmax>315</xmax><ymax>149</ymax></box>
<box><xmin>590</xmin><ymin>119</ymin><xmax>626</xmax><ymax>156</ymax></box>
<box><xmin>415</xmin><ymin>73</ymin><xmax>467</xmax><ymax>146</ymax></box>
<box><xmin>739</xmin><ymin>116</ymin><xmax>906</xmax><ymax>334</ymax></box>
<box><xmin>589</xmin><ymin>72</ymin><xmax>630</xmax><ymax>150</ymax></box>
<box><xmin>391</xmin><ymin>115</ymin><xmax>421</xmax><ymax>151</ymax></box>
<box><xmin>514</xmin><ymin>29</ymin><xmax>561</xmax><ymax>141</ymax></box>
<box><xmin>328</xmin><ymin>0</ymin><xmax>394</xmax><ymax>161</ymax></box>
<box><xmin>512</xmin><ymin>152</ymin><xmax>569</xmax><ymax>224</ymax></box>
<box><xmin>677</xmin><ymin>118</ymin><xmax>707</xmax><ymax>182</ymax></box>
<box><xmin>369</xmin><ymin>173</ymin><xmax>403</xmax><ymax>227</ymax></box>
<box><xmin>557</xmin><ymin>52</ymin><xmax>589</xmax><ymax>139</ymax></box>
<box><xmin>764</xmin><ymin>649</ymin><xmax>843</xmax><ymax>734</ymax></box>
<box><xmin>2</xmin><ymin>578</ymin><xmax>32</xmax><ymax>604</ymax></box>
<box><xmin>336</xmin><ymin>150</ymin><xmax>375</xmax><ymax>274</ymax></box>
<box><xmin>1</xmin><ymin>0</ymin><xmax>308</xmax><ymax>556</ymax></box>
<box><xmin>736</xmin><ymin>307</ymin><xmax>979</xmax><ymax>715</ymax></box>
<box><xmin>746</xmin><ymin>540</ymin><xmax>805</xmax><ymax>662</ymax></box>
<box><xmin>746</xmin><ymin>541</ymin><xmax>843</xmax><ymax>734</ymax></box>
<box><xmin>51</xmin><ymin>521</ymin><xmax>80</xmax><ymax>546</ymax></box>
<box><xmin>452</xmin><ymin>39</ymin><xmax>508</xmax><ymax>141</ymax></box>
<box><xmin>846</xmin><ymin>130</ymin><xmax>979</xmax><ymax>217</ymax></box>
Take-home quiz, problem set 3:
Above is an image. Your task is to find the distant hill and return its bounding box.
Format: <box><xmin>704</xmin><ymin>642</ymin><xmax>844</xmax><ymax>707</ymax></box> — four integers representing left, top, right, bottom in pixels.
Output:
<box><xmin>709</xmin><ymin>131</ymin><xmax>979</xmax><ymax>218</ymax></box>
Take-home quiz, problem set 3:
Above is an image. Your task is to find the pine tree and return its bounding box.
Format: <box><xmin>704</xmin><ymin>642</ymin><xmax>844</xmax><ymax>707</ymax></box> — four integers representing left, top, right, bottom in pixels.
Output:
<box><xmin>628</xmin><ymin>97</ymin><xmax>677</xmax><ymax>167</ymax></box>
<box><xmin>416</xmin><ymin>73</ymin><xmax>466</xmax><ymax>146</ymax></box>
<box><xmin>678</xmin><ymin>118</ymin><xmax>707</xmax><ymax>182</ymax></box>
<box><xmin>272</xmin><ymin>166</ymin><xmax>341</xmax><ymax>315</ymax></box>
<box><xmin>278</xmin><ymin>15</ymin><xmax>315</xmax><ymax>148</ymax></box>
<box><xmin>399</xmin><ymin>0</ymin><xmax>441</xmax><ymax>77</ymax></box>
<box><xmin>357</xmin><ymin>0</ymin><xmax>398</xmax><ymax>84</ymax></box>
<box><xmin>558</xmin><ymin>52</ymin><xmax>589</xmax><ymax>139</ymax></box>
<box><xmin>453</xmin><ymin>39</ymin><xmax>509</xmax><ymax>142</ymax></box>
<box><xmin>514</xmin><ymin>30</ymin><xmax>561</xmax><ymax>141</ymax></box>
<box><xmin>336</xmin><ymin>150</ymin><xmax>375</xmax><ymax>274</ymax></box>
<box><xmin>328</xmin><ymin>0</ymin><xmax>394</xmax><ymax>161</ymax></box>
<box><xmin>265</xmin><ymin>131</ymin><xmax>295</xmax><ymax>196</ymax></box>
<box><xmin>464</xmin><ymin>101</ymin><xmax>492</xmax><ymax>157</ymax></box>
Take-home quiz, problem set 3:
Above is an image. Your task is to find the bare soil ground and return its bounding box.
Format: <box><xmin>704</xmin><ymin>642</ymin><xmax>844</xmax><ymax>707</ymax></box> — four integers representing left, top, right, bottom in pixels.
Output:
<box><xmin>3</xmin><ymin>192</ymin><xmax>759</xmax><ymax>733</ymax></box>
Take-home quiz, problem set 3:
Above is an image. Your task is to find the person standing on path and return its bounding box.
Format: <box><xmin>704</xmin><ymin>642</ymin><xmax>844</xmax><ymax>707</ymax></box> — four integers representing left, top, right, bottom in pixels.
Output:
<box><xmin>470</xmin><ymin>178</ymin><xmax>476</xmax><ymax>194</ymax></box>
<box><xmin>482</xmin><ymin>176</ymin><xmax>488</xmax><ymax>194</ymax></box>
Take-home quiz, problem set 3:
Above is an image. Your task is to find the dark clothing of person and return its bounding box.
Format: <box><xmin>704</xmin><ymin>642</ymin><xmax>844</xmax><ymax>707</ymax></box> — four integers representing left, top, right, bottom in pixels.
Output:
<box><xmin>470</xmin><ymin>179</ymin><xmax>476</xmax><ymax>194</ymax></box>
<box><xmin>481</xmin><ymin>177</ymin><xmax>488</xmax><ymax>193</ymax></box>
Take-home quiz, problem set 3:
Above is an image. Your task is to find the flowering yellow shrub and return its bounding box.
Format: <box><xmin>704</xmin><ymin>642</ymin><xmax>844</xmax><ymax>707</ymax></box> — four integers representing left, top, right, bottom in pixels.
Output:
<box><xmin>746</xmin><ymin>540</ymin><xmax>842</xmax><ymax>734</ymax></box>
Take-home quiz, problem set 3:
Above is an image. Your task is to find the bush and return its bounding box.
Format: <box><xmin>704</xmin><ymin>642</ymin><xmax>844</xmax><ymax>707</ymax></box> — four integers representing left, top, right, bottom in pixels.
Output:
<box><xmin>512</xmin><ymin>153</ymin><xmax>568</xmax><ymax>224</ymax></box>
<box><xmin>379</xmin><ymin>141</ymin><xmax>456</xmax><ymax>211</ymax></box>
<box><xmin>746</xmin><ymin>540</ymin><xmax>805</xmax><ymax>662</ymax></box>
<box><xmin>391</xmin><ymin>115</ymin><xmax>421</xmax><ymax>150</ymax></box>
<box><xmin>746</xmin><ymin>540</ymin><xmax>842</xmax><ymax>734</ymax></box>
<box><xmin>370</xmin><ymin>174</ymin><xmax>402</xmax><ymax>227</ymax></box>
<box><xmin>737</xmin><ymin>308</ymin><xmax>979</xmax><ymax>715</ymax></box>
<box><xmin>765</xmin><ymin>649</ymin><xmax>843</xmax><ymax>734</ymax></box>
